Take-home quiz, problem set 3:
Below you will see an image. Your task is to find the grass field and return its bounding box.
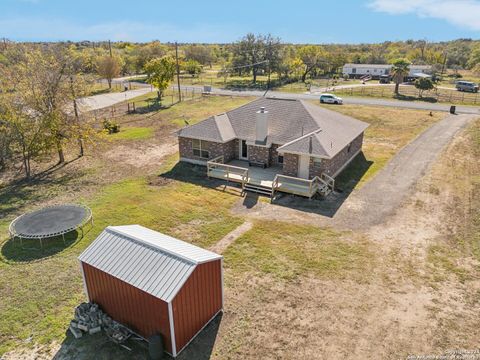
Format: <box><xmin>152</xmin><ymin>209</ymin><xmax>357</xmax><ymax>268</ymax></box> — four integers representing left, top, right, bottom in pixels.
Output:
<box><xmin>322</xmin><ymin>104</ymin><xmax>444</xmax><ymax>189</ymax></box>
<box><xmin>109</xmin><ymin>126</ymin><xmax>154</xmax><ymax>140</ymax></box>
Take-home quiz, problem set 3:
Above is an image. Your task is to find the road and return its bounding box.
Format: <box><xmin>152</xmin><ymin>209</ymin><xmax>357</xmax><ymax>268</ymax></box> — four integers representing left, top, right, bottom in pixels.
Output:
<box><xmin>77</xmin><ymin>87</ymin><xmax>152</xmax><ymax>112</ymax></box>
<box><xmin>80</xmin><ymin>77</ymin><xmax>480</xmax><ymax>115</ymax></box>
<box><xmin>183</xmin><ymin>85</ymin><xmax>480</xmax><ymax>114</ymax></box>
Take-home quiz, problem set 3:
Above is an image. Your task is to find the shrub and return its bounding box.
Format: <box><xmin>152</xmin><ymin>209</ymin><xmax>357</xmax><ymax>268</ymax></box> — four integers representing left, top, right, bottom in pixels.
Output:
<box><xmin>103</xmin><ymin>119</ymin><xmax>120</xmax><ymax>134</ymax></box>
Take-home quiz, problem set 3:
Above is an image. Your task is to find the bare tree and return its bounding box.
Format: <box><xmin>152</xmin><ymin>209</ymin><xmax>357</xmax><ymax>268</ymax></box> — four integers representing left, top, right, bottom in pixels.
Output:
<box><xmin>97</xmin><ymin>55</ymin><xmax>122</xmax><ymax>88</ymax></box>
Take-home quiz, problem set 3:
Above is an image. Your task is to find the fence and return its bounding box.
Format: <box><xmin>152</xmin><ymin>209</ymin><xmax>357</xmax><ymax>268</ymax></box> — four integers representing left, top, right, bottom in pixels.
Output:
<box><xmin>332</xmin><ymin>85</ymin><xmax>480</xmax><ymax>105</ymax></box>
<box><xmin>87</xmin><ymin>86</ymin><xmax>204</xmax><ymax>121</ymax></box>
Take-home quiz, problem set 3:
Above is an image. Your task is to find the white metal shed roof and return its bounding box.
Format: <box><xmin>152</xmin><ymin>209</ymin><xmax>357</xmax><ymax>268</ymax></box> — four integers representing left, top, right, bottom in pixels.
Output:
<box><xmin>78</xmin><ymin>225</ymin><xmax>222</xmax><ymax>303</ymax></box>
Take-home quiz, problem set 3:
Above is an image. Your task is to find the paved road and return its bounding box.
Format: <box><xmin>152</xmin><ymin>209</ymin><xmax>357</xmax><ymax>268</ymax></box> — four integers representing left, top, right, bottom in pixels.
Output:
<box><xmin>77</xmin><ymin>87</ymin><xmax>152</xmax><ymax>112</ymax></box>
<box><xmin>333</xmin><ymin>113</ymin><xmax>477</xmax><ymax>229</ymax></box>
<box><xmin>181</xmin><ymin>85</ymin><xmax>480</xmax><ymax>114</ymax></box>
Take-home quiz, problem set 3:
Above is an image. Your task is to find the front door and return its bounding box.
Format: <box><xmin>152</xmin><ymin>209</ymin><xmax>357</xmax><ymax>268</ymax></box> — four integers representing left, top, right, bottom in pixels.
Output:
<box><xmin>298</xmin><ymin>155</ymin><xmax>310</xmax><ymax>179</ymax></box>
<box><xmin>239</xmin><ymin>140</ymin><xmax>248</xmax><ymax>160</ymax></box>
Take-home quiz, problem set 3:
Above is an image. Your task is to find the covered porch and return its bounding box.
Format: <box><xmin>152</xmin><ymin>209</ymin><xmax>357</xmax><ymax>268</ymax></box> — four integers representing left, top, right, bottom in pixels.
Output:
<box><xmin>206</xmin><ymin>156</ymin><xmax>334</xmax><ymax>199</ymax></box>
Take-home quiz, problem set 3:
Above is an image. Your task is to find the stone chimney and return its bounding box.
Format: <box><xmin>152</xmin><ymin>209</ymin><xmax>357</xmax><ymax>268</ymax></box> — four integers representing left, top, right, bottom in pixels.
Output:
<box><xmin>255</xmin><ymin>107</ymin><xmax>269</xmax><ymax>142</ymax></box>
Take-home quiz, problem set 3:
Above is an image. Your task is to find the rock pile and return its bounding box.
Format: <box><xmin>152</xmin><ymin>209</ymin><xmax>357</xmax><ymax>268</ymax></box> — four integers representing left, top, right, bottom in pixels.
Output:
<box><xmin>69</xmin><ymin>302</ymin><xmax>113</xmax><ymax>339</ymax></box>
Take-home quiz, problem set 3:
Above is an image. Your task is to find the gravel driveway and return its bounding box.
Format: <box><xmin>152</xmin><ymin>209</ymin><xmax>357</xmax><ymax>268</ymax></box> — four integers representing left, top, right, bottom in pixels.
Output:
<box><xmin>333</xmin><ymin>113</ymin><xmax>477</xmax><ymax>229</ymax></box>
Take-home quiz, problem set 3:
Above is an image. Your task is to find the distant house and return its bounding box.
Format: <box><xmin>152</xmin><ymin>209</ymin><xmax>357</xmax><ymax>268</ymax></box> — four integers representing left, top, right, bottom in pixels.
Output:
<box><xmin>177</xmin><ymin>98</ymin><xmax>369</xmax><ymax>199</ymax></box>
<box><xmin>343</xmin><ymin>63</ymin><xmax>432</xmax><ymax>80</ymax></box>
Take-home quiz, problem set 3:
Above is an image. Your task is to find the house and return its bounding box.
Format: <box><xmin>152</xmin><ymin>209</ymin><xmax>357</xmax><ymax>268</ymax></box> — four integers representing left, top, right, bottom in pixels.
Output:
<box><xmin>78</xmin><ymin>225</ymin><xmax>223</xmax><ymax>358</ymax></box>
<box><xmin>177</xmin><ymin>97</ymin><xmax>369</xmax><ymax>199</ymax></box>
<box><xmin>343</xmin><ymin>63</ymin><xmax>432</xmax><ymax>80</ymax></box>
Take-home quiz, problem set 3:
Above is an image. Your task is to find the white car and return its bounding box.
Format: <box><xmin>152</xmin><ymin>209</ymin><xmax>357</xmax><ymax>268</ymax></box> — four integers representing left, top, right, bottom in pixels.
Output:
<box><xmin>319</xmin><ymin>93</ymin><xmax>343</xmax><ymax>104</ymax></box>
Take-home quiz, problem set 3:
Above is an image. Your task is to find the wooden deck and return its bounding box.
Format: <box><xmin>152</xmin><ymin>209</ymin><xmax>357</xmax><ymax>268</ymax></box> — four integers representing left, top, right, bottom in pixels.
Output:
<box><xmin>207</xmin><ymin>157</ymin><xmax>334</xmax><ymax>199</ymax></box>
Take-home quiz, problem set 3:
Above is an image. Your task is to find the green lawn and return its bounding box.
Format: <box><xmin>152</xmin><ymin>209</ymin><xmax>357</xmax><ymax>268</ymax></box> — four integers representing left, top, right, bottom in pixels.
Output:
<box><xmin>109</xmin><ymin>126</ymin><xmax>154</xmax><ymax>141</ymax></box>
<box><xmin>329</xmin><ymin>104</ymin><xmax>444</xmax><ymax>190</ymax></box>
<box><xmin>224</xmin><ymin>221</ymin><xmax>374</xmax><ymax>282</ymax></box>
<box><xmin>0</xmin><ymin>154</ymin><xmax>244</xmax><ymax>355</ymax></box>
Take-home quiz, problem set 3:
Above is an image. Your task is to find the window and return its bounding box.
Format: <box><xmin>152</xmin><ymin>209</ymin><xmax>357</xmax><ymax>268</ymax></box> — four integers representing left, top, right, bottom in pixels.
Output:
<box><xmin>192</xmin><ymin>139</ymin><xmax>209</xmax><ymax>159</ymax></box>
<box><xmin>278</xmin><ymin>155</ymin><xmax>284</xmax><ymax>164</ymax></box>
<box><xmin>313</xmin><ymin>157</ymin><xmax>322</xmax><ymax>166</ymax></box>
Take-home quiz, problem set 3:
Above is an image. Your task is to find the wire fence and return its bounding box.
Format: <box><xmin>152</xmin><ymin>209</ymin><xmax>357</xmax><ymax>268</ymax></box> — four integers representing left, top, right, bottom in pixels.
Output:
<box><xmin>87</xmin><ymin>86</ymin><xmax>205</xmax><ymax>121</ymax></box>
<box><xmin>332</xmin><ymin>85</ymin><xmax>480</xmax><ymax>105</ymax></box>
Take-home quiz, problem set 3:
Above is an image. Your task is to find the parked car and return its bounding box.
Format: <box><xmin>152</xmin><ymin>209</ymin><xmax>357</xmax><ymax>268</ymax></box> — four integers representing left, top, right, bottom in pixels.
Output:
<box><xmin>319</xmin><ymin>93</ymin><xmax>343</xmax><ymax>104</ymax></box>
<box><xmin>455</xmin><ymin>81</ymin><xmax>479</xmax><ymax>93</ymax></box>
<box><xmin>379</xmin><ymin>75</ymin><xmax>391</xmax><ymax>84</ymax></box>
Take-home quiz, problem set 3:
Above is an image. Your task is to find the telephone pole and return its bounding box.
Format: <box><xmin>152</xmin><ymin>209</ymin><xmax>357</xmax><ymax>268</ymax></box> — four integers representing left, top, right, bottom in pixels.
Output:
<box><xmin>175</xmin><ymin>42</ymin><xmax>182</xmax><ymax>102</ymax></box>
<box><xmin>108</xmin><ymin>40</ymin><xmax>112</xmax><ymax>57</ymax></box>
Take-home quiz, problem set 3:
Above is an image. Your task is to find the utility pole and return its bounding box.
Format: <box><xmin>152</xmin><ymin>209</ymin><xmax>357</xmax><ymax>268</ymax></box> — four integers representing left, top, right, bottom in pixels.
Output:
<box><xmin>441</xmin><ymin>51</ymin><xmax>448</xmax><ymax>76</ymax></box>
<box><xmin>175</xmin><ymin>42</ymin><xmax>182</xmax><ymax>102</ymax></box>
<box><xmin>108</xmin><ymin>40</ymin><xmax>112</xmax><ymax>57</ymax></box>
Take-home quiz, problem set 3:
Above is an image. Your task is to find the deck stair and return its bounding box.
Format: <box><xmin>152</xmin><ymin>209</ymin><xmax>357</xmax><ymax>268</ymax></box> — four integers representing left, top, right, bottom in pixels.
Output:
<box><xmin>243</xmin><ymin>182</ymin><xmax>274</xmax><ymax>196</ymax></box>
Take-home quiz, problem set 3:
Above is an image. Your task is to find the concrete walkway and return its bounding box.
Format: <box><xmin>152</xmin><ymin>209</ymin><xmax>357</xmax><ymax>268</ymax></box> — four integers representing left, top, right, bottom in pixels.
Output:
<box><xmin>77</xmin><ymin>87</ymin><xmax>152</xmax><ymax>112</ymax></box>
<box><xmin>209</xmin><ymin>221</ymin><xmax>253</xmax><ymax>254</ymax></box>
<box><xmin>334</xmin><ymin>113</ymin><xmax>477</xmax><ymax>229</ymax></box>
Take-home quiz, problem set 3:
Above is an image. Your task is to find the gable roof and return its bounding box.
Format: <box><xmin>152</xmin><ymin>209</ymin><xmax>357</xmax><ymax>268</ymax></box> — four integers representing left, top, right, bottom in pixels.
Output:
<box><xmin>177</xmin><ymin>97</ymin><xmax>369</xmax><ymax>158</ymax></box>
<box><xmin>78</xmin><ymin>225</ymin><xmax>222</xmax><ymax>303</ymax></box>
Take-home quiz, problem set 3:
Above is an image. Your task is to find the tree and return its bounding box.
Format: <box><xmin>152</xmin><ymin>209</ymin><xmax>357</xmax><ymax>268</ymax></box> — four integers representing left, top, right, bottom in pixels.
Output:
<box><xmin>391</xmin><ymin>58</ymin><xmax>411</xmax><ymax>95</ymax></box>
<box><xmin>144</xmin><ymin>56</ymin><xmax>176</xmax><ymax>101</ymax></box>
<box><xmin>97</xmin><ymin>55</ymin><xmax>122</xmax><ymax>88</ymax></box>
<box><xmin>298</xmin><ymin>45</ymin><xmax>326</xmax><ymax>82</ymax></box>
<box><xmin>184</xmin><ymin>45</ymin><xmax>214</xmax><ymax>67</ymax></box>
<box><xmin>183</xmin><ymin>59</ymin><xmax>202</xmax><ymax>77</ymax></box>
<box><xmin>231</xmin><ymin>33</ymin><xmax>281</xmax><ymax>83</ymax></box>
<box><xmin>414</xmin><ymin>77</ymin><xmax>434</xmax><ymax>97</ymax></box>
<box><xmin>0</xmin><ymin>44</ymin><xmax>98</xmax><ymax>174</ymax></box>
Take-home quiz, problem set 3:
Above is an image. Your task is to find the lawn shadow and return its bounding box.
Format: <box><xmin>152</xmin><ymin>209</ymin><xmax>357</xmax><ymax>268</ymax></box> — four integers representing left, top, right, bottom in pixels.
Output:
<box><xmin>156</xmin><ymin>162</ymin><xmax>244</xmax><ymax>197</ymax></box>
<box><xmin>51</xmin><ymin>312</ymin><xmax>222</xmax><ymax>360</ymax></box>
<box><xmin>157</xmin><ymin>154</ymin><xmax>372</xmax><ymax>218</ymax></box>
<box><xmin>394</xmin><ymin>94</ymin><xmax>438</xmax><ymax>103</ymax></box>
<box><xmin>1</xmin><ymin>229</ymin><xmax>84</xmax><ymax>263</ymax></box>
<box><xmin>271</xmin><ymin>152</ymin><xmax>373</xmax><ymax>218</ymax></box>
<box><xmin>0</xmin><ymin>157</ymin><xmax>83</xmax><ymax>220</ymax></box>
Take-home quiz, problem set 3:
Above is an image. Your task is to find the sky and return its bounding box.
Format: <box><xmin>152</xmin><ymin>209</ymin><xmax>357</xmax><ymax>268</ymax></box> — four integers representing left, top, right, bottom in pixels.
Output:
<box><xmin>0</xmin><ymin>0</ymin><xmax>479</xmax><ymax>43</ymax></box>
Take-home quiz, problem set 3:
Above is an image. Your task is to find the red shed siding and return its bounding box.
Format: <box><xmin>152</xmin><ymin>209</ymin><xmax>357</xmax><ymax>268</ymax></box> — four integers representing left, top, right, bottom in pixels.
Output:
<box><xmin>81</xmin><ymin>262</ymin><xmax>173</xmax><ymax>353</ymax></box>
<box><xmin>172</xmin><ymin>260</ymin><xmax>223</xmax><ymax>353</ymax></box>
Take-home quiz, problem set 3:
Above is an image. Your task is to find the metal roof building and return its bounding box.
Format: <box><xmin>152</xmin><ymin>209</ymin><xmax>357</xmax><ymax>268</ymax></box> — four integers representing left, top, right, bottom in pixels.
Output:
<box><xmin>78</xmin><ymin>225</ymin><xmax>223</xmax><ymax>357</ymax></box>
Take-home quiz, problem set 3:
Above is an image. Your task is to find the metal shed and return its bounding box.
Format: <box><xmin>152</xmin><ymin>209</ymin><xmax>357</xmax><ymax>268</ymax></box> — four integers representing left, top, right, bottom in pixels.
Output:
<box><xmin>78</xmin><ymin>225</ymin><xmax>223</xmax><ymax>357</ymax></box>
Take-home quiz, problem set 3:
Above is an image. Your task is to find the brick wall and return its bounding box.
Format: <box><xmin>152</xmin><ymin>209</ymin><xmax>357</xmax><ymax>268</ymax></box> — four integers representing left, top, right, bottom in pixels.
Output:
<box><xmin>179</xmin><ymin>137</ymin><xmax>235</xmax><ymax>163</ymax></box>
<box><xmin>309</xmin><ymin>133</ymin><xmax>364</xmax><ymax>178</ymax></box>
<box><xmin>269</xmin><ymin>144</ymin><xmax>282</xmax><ymax>166</ymax></box>
<box><xmin>282</xmin><ymin>153</ymin><xmax>298</xmax><ymax>177</ymax></box>
<box><xmin>247</xmin><ymin>145</ymin><xmax>270</xmax><ymax>166</ymax></box>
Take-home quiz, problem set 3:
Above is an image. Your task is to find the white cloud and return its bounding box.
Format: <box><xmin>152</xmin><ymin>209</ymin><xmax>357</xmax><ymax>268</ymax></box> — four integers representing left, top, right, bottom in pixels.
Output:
<box><xmin>0</xmin><ymin>17</ymin><xmax>235</xmax><ymax>42</ymax></box>
<box><xmin>368</xmin><ymin>0</ymin><xmax>480</xmax><ymax>31</ymax></box>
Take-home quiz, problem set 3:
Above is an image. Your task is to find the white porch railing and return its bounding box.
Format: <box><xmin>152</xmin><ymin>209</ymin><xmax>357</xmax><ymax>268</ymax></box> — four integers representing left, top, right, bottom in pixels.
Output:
<box><xmin>271</xmin><ymin>173</ymin><xmax>335</xmax><ymax>200</ymax></box>
<box><xmin>207</xmin><ymin>156</ymin><xmax>249</xmax><ymax>191</ymax></box>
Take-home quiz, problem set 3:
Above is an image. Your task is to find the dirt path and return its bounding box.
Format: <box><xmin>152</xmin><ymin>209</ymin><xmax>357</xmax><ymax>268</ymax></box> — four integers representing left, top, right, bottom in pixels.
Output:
<box><xmin>333</xmin><ymin>113</ymin><xmax>477</xmax><ymax>229</ymax></box>
<box><xmin>209</xmin><ymin>221</ymin><xmax>253</xmax><ymax>254</ymax></box>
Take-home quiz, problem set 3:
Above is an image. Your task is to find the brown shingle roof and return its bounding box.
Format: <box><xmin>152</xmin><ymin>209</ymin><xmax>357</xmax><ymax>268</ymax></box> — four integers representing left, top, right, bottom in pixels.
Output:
<box><xmin>177</xmin><ymin>97</ymin><xmax>369</xmax><ymax>159</ymax></box>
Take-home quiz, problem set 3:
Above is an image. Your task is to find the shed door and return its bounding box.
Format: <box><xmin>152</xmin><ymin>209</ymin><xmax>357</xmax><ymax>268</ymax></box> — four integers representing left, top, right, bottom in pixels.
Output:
<box><xmin>298</xmin><ymin>155</ymin><xmax>310</xmax><ymax>179</ymax></box>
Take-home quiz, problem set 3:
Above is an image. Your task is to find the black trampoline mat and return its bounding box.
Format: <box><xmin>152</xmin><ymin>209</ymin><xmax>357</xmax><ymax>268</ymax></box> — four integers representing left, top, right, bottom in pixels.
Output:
<box><xmin>12</xmin><ymin>205</ymin><xmax>90</xmax><ymax>237</ymax></box>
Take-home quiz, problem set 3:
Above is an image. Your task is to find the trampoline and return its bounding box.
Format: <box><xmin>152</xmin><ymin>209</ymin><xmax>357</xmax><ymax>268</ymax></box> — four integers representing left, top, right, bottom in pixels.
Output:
<box><xmin>9</xmin><ymin>204</ymin><xmax>93</xmax><ymax>248</ymax></box>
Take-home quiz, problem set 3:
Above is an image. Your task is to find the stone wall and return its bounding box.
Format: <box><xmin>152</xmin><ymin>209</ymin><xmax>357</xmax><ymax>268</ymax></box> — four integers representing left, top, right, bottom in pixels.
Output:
<box><xmin>179</xmin><ymin>137</ymin><xmax>235</xmax><ymax>163</ymax></box>
<box><xmin>282</xmin><ymin>153</ymin><xmax>298</xmax><ymax>177</ymax></box>
<box><xmin>309</xmin><ymin>133</ymin><xmax>364</xmax><ymax>178</ymax></box>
